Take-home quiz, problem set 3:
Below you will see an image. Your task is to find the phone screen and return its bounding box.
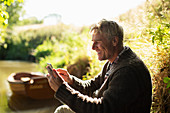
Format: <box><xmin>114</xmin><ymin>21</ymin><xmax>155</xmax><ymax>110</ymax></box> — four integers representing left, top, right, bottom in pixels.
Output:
<box><xmin>47</xmin><ymin>63</ymin><xmax>53</xmax><ymax>76</ymax></box>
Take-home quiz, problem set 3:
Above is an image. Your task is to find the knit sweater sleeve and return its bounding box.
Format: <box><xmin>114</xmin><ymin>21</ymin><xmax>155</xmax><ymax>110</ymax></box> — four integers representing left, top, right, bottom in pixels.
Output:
<box><xmin>68</xmin><ymin>61</ymin><xmax>109</xmax><ymax>96</ymax></box>
<box><xmin>69</xmin><ymin>74</ymin><xmax>103</xmax><ymax>96</ymax></box>
<box><xmin>55</xmin><ymin>66</ymin><xmax>143</xmax><ymax>113</ymax></box>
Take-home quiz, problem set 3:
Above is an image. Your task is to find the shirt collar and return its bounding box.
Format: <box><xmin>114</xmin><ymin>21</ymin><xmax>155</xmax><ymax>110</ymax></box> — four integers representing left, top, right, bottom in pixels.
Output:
<box><xmin>111</xmin><ymin>46</ymin><xmax>127</xmax><ymax>64</ymax></box>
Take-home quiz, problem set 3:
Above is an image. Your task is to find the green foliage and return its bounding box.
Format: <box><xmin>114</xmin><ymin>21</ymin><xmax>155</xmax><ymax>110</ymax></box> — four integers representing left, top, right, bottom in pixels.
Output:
<box><xmin>0</xmin><ymin>24</ymin><xmax>65</xmax><ymax>61</ymax></box>
<box><xmin>0</xmin><ymin>23</ymin><xmax>102</xmax><ymax>79</ymax></box>
<box><xmin>34</xmin><ymin>26</ymin><xmax>93</xmax><ymax>74</ymax></box>
<box><xmin>0</xmin><ymin>4</ymin><xmax>9</xmax><ymax>43</ymax></box>
<box><xmin>34</xmin><ymin>38</ymin><xmax>55</xmax><ymax>61</ymax></box>
<box><xmin>0</xmin><ymin>0</ymin><xmax>23</xmax><ymax>43</ymax></box>
<box><xmin>6</xmin><ymin>0</ymin><xmax>24</xmax><ymax>28</ymax></box>
<box><xmin>146</xmin><ymin>0</ymin><xmax>170</xmax><ymax>111</ymax></box>
<box><xmin>117</xmin><ymin>0</ymin><xmax>170</xmax><ymax>112</ymax></box>
<box><xmin>150</xmin><ymin>23</ymin><xmax>170</xmax><ymax>47</ymax></box>
<box><xmin>163</xmin><ymin>77</ymin><xmax>170</xmax><ymax>89</ymax></box>
<box><xmin>1</xmin><ymin>0</ymin><xmax>169</xmax><ymax>112</ymax></box>
<box><xmin>147</xmin><ymin>2</ymin><xmax>170</xmax><ymax>111</ymax></box>
<box><xmin>0</xmin><ymin>6</ymin><xmax>9</xmax><ymax>27</ymax></box>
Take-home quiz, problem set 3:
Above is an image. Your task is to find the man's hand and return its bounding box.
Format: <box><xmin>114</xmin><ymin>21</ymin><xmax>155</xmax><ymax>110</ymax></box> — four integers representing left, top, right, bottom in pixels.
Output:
<box><xmin>46</xmin><ymin>69</ymin><xmax>63</xmax><ymax>92</ymax></box>
<box><xmin>56</xmin><ymin>68</ymin><xmax>73</xmax><ymax>85</ymax></box>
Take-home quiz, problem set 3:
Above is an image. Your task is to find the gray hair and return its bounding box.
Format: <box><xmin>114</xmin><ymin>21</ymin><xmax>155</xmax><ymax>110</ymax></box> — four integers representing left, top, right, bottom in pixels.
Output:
<box><xmin>90</xmin><ymin>19</ymin><xmax>124</xmax><ymax>46</ymax></box>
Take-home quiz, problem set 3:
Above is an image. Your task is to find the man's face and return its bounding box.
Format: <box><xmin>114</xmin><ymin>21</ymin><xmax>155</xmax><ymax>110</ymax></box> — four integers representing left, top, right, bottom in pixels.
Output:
<box><xmin>92</xmin><ymin>32</ymin><xmax>115</xmax><ymax>61</ymax></box>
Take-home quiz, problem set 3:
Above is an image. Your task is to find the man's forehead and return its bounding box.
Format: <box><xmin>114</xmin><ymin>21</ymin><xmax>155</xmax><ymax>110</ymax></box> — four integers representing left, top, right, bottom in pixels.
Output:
<box><xmin>92</xmin><ymin>33</ymin><xmax>105</xmax><ymax>41</ymax></box>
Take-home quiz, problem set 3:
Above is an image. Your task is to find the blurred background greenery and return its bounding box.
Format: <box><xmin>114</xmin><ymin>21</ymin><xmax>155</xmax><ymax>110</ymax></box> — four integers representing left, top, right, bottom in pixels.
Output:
<box><xmin>0</xmin><ymin>0</ymin><xmax>169</xmax><ymax>112</ymax></box>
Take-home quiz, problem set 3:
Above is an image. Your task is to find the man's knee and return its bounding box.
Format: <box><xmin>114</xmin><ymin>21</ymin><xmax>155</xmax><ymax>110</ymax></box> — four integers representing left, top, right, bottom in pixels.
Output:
<box><xmin>54</xmin><ymin>105</ymin><xmax>75</xmax><ymax>113</ymax></box>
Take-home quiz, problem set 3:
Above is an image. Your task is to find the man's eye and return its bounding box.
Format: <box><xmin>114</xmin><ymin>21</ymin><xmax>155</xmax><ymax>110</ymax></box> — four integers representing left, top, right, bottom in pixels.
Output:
<box><xmin>95</xmin><ymin>42</ymin><xmax>98</xmax><ymax>44</ymax></box>
<box><xmin>96</xmin><ymin>41</ymin><xmax>101</xmax><ymax>44</ymax></box>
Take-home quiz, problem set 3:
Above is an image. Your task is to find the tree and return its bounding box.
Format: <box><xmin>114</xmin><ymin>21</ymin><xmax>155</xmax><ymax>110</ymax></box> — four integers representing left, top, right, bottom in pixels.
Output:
<box><xmin>0</xmin><ymin>0</ymin><xmax>23</xmax><ymax>44</ymax></box>
<box><xmin>6</xmin><ymin>0</ymin><xmax>24</xmax><ymax>28</ymax></box>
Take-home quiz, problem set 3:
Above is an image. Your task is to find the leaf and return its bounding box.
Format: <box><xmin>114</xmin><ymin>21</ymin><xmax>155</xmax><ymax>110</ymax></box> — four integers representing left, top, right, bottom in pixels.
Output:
<box><xmin>152</xmin><ymin>36</ymin><xmax>155</xmax><ymax>44</ymax></box>
<box><xmin>163</xmin><ymin>77</ymin><xmax>170</xmax><ymax>83</ymax></box>
<box><xmin>167</xmin><ymin>82</ymin><xmax>170</xmax><ymax>88</ymax></box>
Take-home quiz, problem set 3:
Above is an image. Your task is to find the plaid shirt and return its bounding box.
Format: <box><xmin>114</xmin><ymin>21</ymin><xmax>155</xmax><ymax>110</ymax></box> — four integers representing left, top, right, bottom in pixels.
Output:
<box><xmin>105</xmin><ymin>46</ymin><xmax>127</xmax><ymax>80</ymax></box>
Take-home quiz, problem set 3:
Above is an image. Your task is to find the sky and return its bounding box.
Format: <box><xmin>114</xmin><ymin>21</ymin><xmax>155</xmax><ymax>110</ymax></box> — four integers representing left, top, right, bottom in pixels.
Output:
<box><xmin>23</xmin><ymin>0</ymin><xmax>146</xmax><ymax>26</ymax></box>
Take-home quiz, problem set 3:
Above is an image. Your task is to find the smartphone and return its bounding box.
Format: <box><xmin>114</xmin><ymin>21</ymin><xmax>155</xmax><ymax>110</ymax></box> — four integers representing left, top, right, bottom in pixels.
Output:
<box><xmin>46</xmin><ymin>63</ymin><xmax>54</xmax><ymax>76</ymax></box>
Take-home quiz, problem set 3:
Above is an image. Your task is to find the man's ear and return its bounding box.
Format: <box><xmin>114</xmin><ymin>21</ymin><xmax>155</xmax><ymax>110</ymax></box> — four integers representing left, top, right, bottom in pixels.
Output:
<box><xmin>112</xmin><ymin>36</ymin><xmax>119</xmax><ymax>46</ymax></box>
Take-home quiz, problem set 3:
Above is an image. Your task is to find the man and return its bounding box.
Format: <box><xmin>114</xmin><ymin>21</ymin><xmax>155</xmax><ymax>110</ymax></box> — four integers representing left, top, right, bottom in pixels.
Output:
<box><xmin>46</xmin><ymin>19</ymin><xmax>152</xmax><ymax>113</ymax></box>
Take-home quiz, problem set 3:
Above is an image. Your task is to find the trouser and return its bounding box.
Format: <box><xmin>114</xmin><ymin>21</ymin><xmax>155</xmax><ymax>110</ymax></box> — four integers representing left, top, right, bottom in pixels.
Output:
<box><xmin>54</xmin><ymin>105</ymin><xmax>75</xmax><ymax>113</ymax></box>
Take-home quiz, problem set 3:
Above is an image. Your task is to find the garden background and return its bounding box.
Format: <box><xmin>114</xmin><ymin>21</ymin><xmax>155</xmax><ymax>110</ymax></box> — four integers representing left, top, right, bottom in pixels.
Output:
<box><xmin>0</xmin><ymin>0</ymin><xmax>169</xmax><ymax>112</ymax></box>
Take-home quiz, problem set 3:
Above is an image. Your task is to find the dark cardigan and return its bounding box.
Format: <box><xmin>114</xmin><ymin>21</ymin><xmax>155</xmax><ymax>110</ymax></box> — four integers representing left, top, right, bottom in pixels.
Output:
<box><xmin>55</xmin><ymin>47</ymin><xmax>152</xmax><ymax>113</ymax></box>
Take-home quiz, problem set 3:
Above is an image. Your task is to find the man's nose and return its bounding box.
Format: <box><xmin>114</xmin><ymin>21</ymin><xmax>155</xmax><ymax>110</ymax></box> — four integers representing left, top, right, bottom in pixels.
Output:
<box><xmin>92</xmin><ymin>43</ymin><xmax>95</xmax><ymax>50</ymax></box>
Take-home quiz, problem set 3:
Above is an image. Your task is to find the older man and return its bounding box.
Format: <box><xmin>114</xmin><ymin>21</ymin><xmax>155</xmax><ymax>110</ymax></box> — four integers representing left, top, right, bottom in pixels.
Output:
<box><xmin>47</xmin><ymin>19</ymin><xmax>152</xmax><ymax>113</ymax></box>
